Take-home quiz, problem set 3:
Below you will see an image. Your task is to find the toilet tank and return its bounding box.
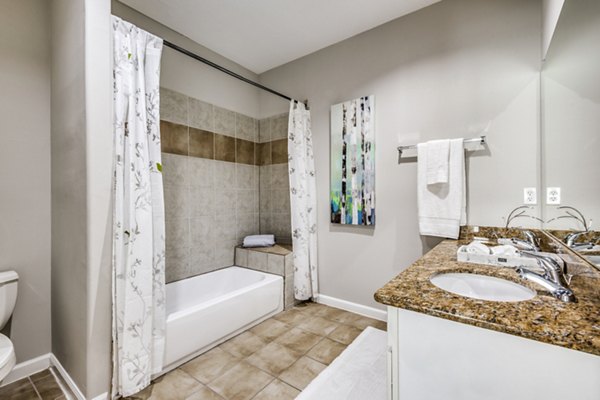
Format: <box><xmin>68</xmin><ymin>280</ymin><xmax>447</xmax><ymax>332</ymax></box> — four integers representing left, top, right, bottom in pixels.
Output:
<box><xmin>0</xmin><ymin>271</ymin><xmax>18</xmax><ymax>330</ymax></box>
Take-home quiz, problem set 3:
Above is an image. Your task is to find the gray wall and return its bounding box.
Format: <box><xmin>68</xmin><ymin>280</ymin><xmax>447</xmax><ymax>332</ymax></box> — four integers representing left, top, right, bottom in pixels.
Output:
<box><xmin>542</xmin><ymin>0</ymin><xmax>600</xmax><ymax>230</ymax></box>
<box><xmin>0</xmin><ymin>0</ymin><xmax>52</xmax><ymax>363</ymax></box>
<box><xmin>51</xmin><ymin>0</ymin><xmax>112</xmax><ymax>397</ymax></box>
<box><xmin>258</xmin><ymin>0</ymin><xmax>542</xmax><ymax>309</ymax></box>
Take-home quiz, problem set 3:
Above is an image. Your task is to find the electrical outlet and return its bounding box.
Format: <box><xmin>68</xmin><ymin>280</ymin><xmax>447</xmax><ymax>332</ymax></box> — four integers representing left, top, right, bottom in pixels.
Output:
<box><xmin>547</xmin><ymin>187</ymin><xmax>561</xmax><ymax>205</ymax></box>
<box><xmin>523</xmin><ymin>187</ymin><xmax>537</xmax><ymax>205</ymax></box>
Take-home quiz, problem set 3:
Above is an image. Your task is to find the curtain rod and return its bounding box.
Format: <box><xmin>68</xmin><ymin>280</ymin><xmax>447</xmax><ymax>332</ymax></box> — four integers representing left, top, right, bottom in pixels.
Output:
<box><xmin>163</xmin><ymin>39</ymin><xmax>304</xmax><ymax>105</ymax></box>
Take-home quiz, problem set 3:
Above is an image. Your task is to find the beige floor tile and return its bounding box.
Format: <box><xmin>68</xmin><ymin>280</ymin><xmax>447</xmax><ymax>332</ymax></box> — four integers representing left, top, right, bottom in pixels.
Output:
<box><xmin>328</xmin><ymin>324</ymin><xmax>363</xmax><ymax>345</ymax></box>
<box><xmin>274</xmin><ymin>327</ymin><xmax>322</xmax><ymax>354</ymax></box>
<box><xmin>130</xmin><ymin>369</ymin><xmax>202</xmax><ymax>400</ymax></box>
<box><xmin>306</xmin><ymin>337</ymin><xmax>347</xmax><ymax>365</ymax></box>
<box><xmin>350</xmin><ymin>316</ymin><xmax>386</xmax><ymax>330</ymax></box>
<box><xmin>272</xmin><ymin>308</ymin><xmax>308</xmax><ymax>326</ymax></box>
<box><xmin>252</xmin><ymin>379</ymin><xmax>300</xmax><ymax>400</ymax></box>
<box><xmin>219</xmin><ymin>331</ymin><xmax>268</xmax><ymax>358</ymax></box>
<box><xmin>315</xmin><ymin>305</ymin><xmax>353</xmax><ymax>321</ymax></box>
<box><xmin>185</xmin><ymin>385</ymin><xmax>225</xmax><ymax>400</ymax></box>
<box><xmin>0</xmin><ymin>378</ymin><xmax>39</xmax><ymax>400</ymax></box>
<box><xmin>298</xmin><ymin>316</ymin><xmax>339</xmax><ymax>336</ymax></box>
<box><xmin>246</xmin><ymin>341</ymin><xmax>302</xmax><ymax>375</ymax></box>
<box><xmin>249</xmin><ymin>318</ymin><xmax>291</xmax><ymax>341</ymax></box>
<box><xmin>278</xmin><ymin>356</ymin><xmax>326</xmax><ymax>391</ymax></box>
<box><xmin>327</xmin><ymin>309</ymin><xmax>363</xmax><ymax>325</ymax></box>
<box><xmin>33</xmin><ymin>373</ymin><xmax>64</xmax><ymax>400</ymax></box>
<box><xmin>180</xmin><ymin>347</ymin><xmax>240</xmax><ymax>384</ymax></box>
<box><xmin>208</xmin><ymin>361</ymin><xmax>273</xmax><ymax>400</ymax></box>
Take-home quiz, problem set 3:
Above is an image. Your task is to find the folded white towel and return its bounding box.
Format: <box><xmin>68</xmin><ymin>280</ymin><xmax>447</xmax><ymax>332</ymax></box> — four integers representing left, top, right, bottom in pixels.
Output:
<box><xmin>465</xmin><ymin>241</ymin><xmax>492</xmax><ymax>255</ymax></box>
<box><xmin>418</xmin><ymin>138</ymin><xmax>466</xmax><ymax>239</ymax></box>
<box><xmin>426</xmin><ymin>139</ymin><xmax>450</xmax><ymax>185</ymax></box>
<box><xmin>243</xmin><ymin>234</ymin><xmax>275</xmax><ymax>248</ymax></box>
<box><xmin>490</xmin><ymin>245</ymin><xmax>519</xmax><ymax>257</ymax></box>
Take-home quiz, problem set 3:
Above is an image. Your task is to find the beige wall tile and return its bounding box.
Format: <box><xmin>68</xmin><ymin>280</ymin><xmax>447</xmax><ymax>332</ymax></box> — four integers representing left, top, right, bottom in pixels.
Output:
<box><xmin>160</xmin><ymin>87</ymin><xmax>188</xmax><ymax>126</ymax></box>
<box><xmin>214</xmin><ymin>106</ymin><xmax>236</xmax><ymax>137</ymax></box>
<box><xmin>166</xmin><ymin>217</ymin><xmax>189</xmax><ymax>251</ymax></box>
<box><xmin>214</xmin><ymin>161</ymin><xmax>236</xmax><ymax>189</ymax></box>
<box><xmin>258</xmin><ymin>118</ymin><xmax>271</xmax><ymax>143</ymax></box>
<box><xmin>164</xmin><ymin>184</ymin><xmax>189</xmax><ymax>219</ymax></box>
<box><xmin>271</xmin><ymin>164</ymin><xmax>289</xmax><ymax>188</ymax></box>
<box><xmin>189</xmin><ymin>157</ymin><xmax>214</xmax><ymax>188</ymax></box>
<box><xmin>236</xmin><ymin>189</ymin><xmax>258</xmax><ymax>214</ymax></box>
<box><xmin>161</xmin><ymin>120</ymin><xmax>188</xmax><ymax>156</ymax></box>
<box><xmin>236</xmin><ymin>113</ymin><xmax>257</xmax><ymax>142</ymax></box>
<box><xmin>235</xmin><ymin>247</ymin><xmax>248</xmax><ymax>267</ymax></box>
<box><xmin>214</xmin><ymin>133</ymin><xmax>235</xmax><ymax>162</ymax></box>
<box><xmin>236</xmin><ymin>138</ymin><xmax>255</xmax><ymax>165</ymax></box>
<box><xmin>267</xmin><ymin>254</ymin><xmax>285</xmax><ymax>276</ymax></box>
<box><xmin>162</xmin><ymin>152</ymin><xmax>189</xmax><ymax>187</ymax></box>
<box><xmin>270</xmin><ymin>114</ymin><xmax>288</xmax><ymax>140</ymax></box>
<box><xmin>271</xmin><ymin>139</ymin><xmax>288</xmax><ymax>164</ymax></box>
<box><xmin>166</xmin><ymin>246</ymin><xmax>190</xmax><ymax>283</ymax></box>
<box><xmin>236</xmin><ymin>164</ymin><xmax>257</xmax><ymax>190</ymax></box>
<box><xmin>248</xmin><ymin>250</ymin><xmax>268</xmax><ymax>272</ymax></box>
<box><xmin>190</xmin><ymin>187</ymin><xmax>214</xmax><ymax>217</ymax></box>
<box><xmin>237</xmin><ymin>213</ymin><xmax>259</xmax><ymax>243</ymax></box>
<box><xmin>214</xmin><ymin>188</ymin><xmax>237</xmax><ymax>216</ymax></box>
<box><xmin>214</xmin><ymin>239</ymin><xmax>236</xmax><ymax>267</ymax></box>
<box><xmin>271</xmin><ymin>189</ymin><xmax>290</xmax><ymax>214</ymax></box>
<box><xmin>189</xmin><ymin>128</ymin><xmax>214</xmax><ymax>159</ymax></box>
<box><xmin>189</xmin><ymin>97</ymin><xmax>214</xmax><ymax>132</ymax></box>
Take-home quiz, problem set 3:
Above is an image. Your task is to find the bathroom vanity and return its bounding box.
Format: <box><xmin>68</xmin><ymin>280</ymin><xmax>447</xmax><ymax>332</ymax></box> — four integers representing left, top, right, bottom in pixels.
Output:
<box><xmin>375</xmin><ymin>233</ymin><xmax>600</xmax><ymax>400</ymax></box>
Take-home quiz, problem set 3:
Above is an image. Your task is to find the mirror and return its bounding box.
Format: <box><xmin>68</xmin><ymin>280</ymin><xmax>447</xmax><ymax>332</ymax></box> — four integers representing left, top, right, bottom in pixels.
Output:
<box><xmin>542</xmin><ymin>0</ymin><xmax>600</xmax><ymax>267</ymax></box>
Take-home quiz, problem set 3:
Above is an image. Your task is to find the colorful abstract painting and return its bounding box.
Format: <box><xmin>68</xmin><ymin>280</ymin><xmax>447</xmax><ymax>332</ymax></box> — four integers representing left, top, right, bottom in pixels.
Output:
<box><xmin>330</xmin><ymin>95</ymin><xmax>375</xmax><ymax>225</ymax></box>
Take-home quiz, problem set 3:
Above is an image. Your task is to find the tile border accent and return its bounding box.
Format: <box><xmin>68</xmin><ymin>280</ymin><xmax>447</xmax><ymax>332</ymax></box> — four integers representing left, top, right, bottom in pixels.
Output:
<box><xmin>161</xmin><ymin>120</ymin><xmax>288</xmax><ymax>166</ymax></box>
<box><xmin>316</xmin><ymin>295</ymin><xmax>388</xmax><ymax>322</ymax></box>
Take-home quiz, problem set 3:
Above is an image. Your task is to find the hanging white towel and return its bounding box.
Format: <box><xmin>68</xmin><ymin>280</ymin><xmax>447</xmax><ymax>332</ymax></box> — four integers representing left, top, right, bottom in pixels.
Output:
<box><xmin>417</xmin><ymin>138</ymin><xmax>466</xmax><ymax>239</ymax></box>
<box><xmin>426</xmin><ymin>139</ymin><xmax>450</xmax><ymax>184</ymax></box>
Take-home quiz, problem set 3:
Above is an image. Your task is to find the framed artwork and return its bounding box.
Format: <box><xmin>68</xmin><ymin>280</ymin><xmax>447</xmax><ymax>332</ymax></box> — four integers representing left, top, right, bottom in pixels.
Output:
<box><xmin>330</xmin><ymin>95</ymin><xmax>375</xmax><ymax>226</ymax></box>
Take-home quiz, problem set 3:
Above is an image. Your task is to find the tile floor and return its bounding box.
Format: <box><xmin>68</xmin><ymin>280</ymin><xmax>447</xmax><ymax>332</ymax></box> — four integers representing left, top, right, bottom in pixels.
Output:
<box><xmin>128</xmin><ymin>302</ymin><xmax>387</xmax><ymax>400</ymax></box>
<box><xmin>0</xmin><ymin>367</ymin><xmax>73</xmax><ymax>400</ymax></box>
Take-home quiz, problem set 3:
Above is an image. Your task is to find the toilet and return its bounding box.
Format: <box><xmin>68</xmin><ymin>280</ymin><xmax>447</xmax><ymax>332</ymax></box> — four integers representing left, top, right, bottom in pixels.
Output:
<box><xmin>0</xmin><ymin>271</ymin><xmax>18</xmax><ymax>382</ymax></box>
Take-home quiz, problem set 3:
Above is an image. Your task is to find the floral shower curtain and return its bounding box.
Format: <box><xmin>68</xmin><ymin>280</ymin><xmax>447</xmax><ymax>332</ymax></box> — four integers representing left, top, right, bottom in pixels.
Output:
<box><xmin>111</xmin><ymin>16</ymin><xmax>165</xmax><ymax>397</ymax></box>
<box><xmin>288</xmin><ymin>101</ymin><xmax>319</xmax><ymax>300</ymax></box>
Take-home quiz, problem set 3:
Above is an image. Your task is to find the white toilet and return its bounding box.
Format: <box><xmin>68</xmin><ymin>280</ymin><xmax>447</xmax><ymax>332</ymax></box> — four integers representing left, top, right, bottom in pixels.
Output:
<box><xmin>0</xmin><ymin>271</ymin><xmax>18</xmax><ymax>382</ymax></box>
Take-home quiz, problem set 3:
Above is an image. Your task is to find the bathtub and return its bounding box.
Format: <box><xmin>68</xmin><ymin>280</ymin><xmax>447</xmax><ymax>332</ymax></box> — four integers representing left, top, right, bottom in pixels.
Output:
<box><xmin>162</xmin><ymin>266</ymin><xmax>283</xmax><ymax>372</ymax></box>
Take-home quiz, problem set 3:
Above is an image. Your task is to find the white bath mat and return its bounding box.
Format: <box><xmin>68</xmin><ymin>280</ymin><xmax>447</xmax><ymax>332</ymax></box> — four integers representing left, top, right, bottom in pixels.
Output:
<box><xmin>297</xmin><ymin>326</ymin><xmax>387</xmax><ymax>400</ymax></box>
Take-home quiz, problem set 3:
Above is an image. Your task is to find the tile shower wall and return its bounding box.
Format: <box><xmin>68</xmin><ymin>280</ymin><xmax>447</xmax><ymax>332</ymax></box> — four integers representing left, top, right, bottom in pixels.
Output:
<box><xmin>161</xmin><ymin>88</ymin><xmax>260</xmax><ymax>282</ymax></box>
<box><xmin>258</xmin><ymin>113</ymin><xmax>292</xmax><ymax>244</ymax></box>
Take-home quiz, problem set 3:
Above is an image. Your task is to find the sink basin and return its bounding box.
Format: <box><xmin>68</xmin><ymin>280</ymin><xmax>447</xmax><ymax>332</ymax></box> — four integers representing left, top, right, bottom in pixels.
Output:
<box><xmin>430</xmin><ymin>273</ymin><xmax>536</xmax><ymax>302</ymax></box>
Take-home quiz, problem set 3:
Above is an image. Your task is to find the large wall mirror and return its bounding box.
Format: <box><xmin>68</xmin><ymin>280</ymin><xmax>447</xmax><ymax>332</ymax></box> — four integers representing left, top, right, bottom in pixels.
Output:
<box><xmin>542</xmin><ymin>0</ymin><xmax>600</xmax><ymax>267</ymax></box>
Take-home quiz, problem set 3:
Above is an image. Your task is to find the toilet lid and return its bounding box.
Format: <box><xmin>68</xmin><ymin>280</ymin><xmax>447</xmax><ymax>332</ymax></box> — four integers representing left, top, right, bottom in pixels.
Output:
<box><xmin>0</xmin><ymin>334</ymin><xmax>14</xmax><ymax>367</ymax></box>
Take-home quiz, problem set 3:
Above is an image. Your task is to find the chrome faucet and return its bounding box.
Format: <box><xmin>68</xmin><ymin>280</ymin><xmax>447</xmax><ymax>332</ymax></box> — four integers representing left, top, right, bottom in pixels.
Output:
<box><xmin>516</xmin><ymin>251</ymin><xmax>576</xmax><ymax>303</ymax></box>
<box><xmin>522</xmin><ymin>230</ymin><xmax>541</xmax><ymax>252</ymax></box>
<box><xmin>565</xmin><ymin>232</ymin><xmax>585</xmax><ymax>247</ymax></box>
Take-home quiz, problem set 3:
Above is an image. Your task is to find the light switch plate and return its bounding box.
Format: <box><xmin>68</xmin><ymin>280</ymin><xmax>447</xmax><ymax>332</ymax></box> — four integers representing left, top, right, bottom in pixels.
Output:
<box><xmin>523</xmin><ymin>187</ymin><xmax>537</xmax><ymax>205</ymax></box>
<box><xmin>547</xmin><ymin>187</ymin><xmax>561</xmax><ymax>205</ymax></box>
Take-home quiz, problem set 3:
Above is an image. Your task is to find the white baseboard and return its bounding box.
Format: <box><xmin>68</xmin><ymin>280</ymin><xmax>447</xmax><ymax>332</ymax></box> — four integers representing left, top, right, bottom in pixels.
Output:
<box><xmin>49</xmin><ymin>354</ymin><xmax>87</xmax><ymax>400</ymax></box>
<box><xmin>1</xmin><ymin>353</ymin><xmax>51</xmax><ymax>386</ymax></box>
<box><xmin>316</xmin><ymin>294</ymin><xmax>387</xmax><ymax>321</ymax></box>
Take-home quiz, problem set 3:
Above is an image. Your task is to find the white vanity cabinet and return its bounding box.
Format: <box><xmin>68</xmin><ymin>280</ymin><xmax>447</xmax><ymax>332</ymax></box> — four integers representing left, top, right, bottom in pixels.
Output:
<box><xmin>386</xmin><ymin>306</ymin><xmax>600</xmax><ymax>400</ymax></box>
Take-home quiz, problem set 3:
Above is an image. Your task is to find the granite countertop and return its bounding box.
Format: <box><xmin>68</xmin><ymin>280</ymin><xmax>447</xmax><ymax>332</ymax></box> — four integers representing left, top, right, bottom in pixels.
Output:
<box><xmin>374</xmin><ymin>240</ymin><xmax>600</xmax><ymax>356</ymax></box>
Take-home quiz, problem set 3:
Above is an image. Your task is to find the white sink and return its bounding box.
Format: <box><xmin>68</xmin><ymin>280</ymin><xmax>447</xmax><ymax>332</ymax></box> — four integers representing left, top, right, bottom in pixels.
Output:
<box><xmin>430</xmin><ymin>273</ymin><xmax>536</xmax><ymax>302</ymax></box>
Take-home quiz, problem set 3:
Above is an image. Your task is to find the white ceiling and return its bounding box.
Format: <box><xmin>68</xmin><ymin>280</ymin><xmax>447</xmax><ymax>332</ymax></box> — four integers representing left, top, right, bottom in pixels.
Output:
<box><xmin>118</xmin><ymin>0</ymin><xmax>441</xmax><ymax>74</ymax></box>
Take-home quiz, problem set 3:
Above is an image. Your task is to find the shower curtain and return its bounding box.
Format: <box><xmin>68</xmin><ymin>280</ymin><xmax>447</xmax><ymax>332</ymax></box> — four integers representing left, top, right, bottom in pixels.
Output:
<box><xmin>111</xmin><ymin>16</ymin><xmax>165</xmax><ymax>397</ymax></box>
<box><xmin>288</xmin><ymin>101</ymin><xmax>319</xmax><ymax>300</ymax></box>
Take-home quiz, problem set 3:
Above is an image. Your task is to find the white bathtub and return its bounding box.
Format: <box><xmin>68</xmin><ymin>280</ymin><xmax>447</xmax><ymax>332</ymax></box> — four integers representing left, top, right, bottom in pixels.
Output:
<box><xmin>162</xmin><ymin>266</ymin><xmax>283</xmax><ymax>372</ymax></box>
